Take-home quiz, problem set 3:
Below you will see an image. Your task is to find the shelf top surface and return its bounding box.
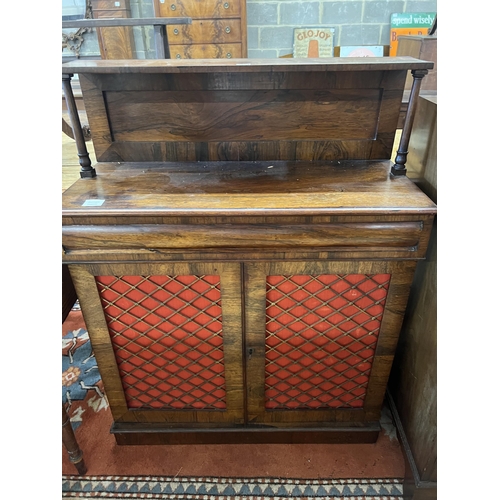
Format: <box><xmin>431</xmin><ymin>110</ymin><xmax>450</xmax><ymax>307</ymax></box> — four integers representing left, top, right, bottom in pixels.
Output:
<box><xmin>62</xmin><ymin>56</ymin><xmax>434</xmax><ymax>75</ymax></box>
<box><xmin>62</xmin><ymin>160</ymin><xmax>437</xmax><ymax>218</ymax></box>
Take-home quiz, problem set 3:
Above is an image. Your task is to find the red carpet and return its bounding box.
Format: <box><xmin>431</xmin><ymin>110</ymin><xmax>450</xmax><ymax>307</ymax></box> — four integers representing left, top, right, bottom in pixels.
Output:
<box><xmin>62</xmin><ymin>310</ymin><xmax>405</xmax><ymax>479</ymax></box>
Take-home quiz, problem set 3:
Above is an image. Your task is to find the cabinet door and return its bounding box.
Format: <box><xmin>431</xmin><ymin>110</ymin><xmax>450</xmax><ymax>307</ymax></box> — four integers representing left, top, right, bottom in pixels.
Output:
<box><xmin>69</xmin><ymin>262</ymin><xmax>245</xmax><ymax>426</ymax></box>
<box><xmin>244</xmin><ymin>260</ymin><xmax>416</xmax><ymax>426</ymax></box>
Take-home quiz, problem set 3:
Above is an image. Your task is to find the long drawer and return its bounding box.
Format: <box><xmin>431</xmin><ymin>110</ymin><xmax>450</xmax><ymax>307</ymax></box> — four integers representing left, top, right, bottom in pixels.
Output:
<box><xmin>157</xmin><ymin>0</ymin><xmax>241</xmax><ymax>19</ymax></box>
<box><xmin>167</xmin><ymin>19</ymin><xmax>241</xmax><ymax>45</ymax></box>
<box><xmin>171</xmin><ymin>43</ymin><xmax>241</xmax><ymax>59</ymax></box>
<box><xmin>62</xmin><ymin>221</ymin><xmax>427</xmax><ymax>254</ymax></box>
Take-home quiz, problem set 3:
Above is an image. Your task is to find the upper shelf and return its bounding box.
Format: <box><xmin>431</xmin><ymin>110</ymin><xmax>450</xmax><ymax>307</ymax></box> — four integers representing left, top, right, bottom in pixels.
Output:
<box><xmin>62</xmin><ymin>56</ymin><xmax>434</xmax><ymax>166</ymax></box>
<box><xmin>62</xmin><ymin>56</ymin><xmax>434</xmax><ymax>74</ymax></box>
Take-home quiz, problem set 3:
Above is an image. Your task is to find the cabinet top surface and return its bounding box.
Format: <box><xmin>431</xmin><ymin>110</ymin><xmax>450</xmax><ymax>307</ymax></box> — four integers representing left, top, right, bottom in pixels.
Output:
<box><xmin>62</xmin><ymin>56</ymin><xmax>433</xmax><ymax>74</ymax></box>
<box><xmin>62</xmin><ymin>161</ymin><xmax>436</xmax><ymax>218</ymax></box>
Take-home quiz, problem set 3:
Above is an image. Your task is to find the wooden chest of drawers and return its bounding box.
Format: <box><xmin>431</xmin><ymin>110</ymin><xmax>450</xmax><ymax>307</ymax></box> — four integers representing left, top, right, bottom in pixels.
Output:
<box><xmin>154</xmin><ymin>0</ymin><xmax>247</xmax><ymax>59</ymax></box>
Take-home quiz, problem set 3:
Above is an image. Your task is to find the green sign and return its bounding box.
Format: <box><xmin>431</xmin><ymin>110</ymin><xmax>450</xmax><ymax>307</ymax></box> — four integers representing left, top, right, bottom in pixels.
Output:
<box><xmin>390</xmin><ymin>12</ymin><xmax>436</xmax><ymax>29</ymax></box>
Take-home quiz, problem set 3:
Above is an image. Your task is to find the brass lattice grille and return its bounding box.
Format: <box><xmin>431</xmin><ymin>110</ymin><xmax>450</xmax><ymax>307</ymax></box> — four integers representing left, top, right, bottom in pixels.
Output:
<box><xmin>265</xmin><ymin>274</ymin><xmax>391</xmax><ymax>409</ymax></box>
<box><xmin>95</xmin><ymin>275</ymin><xmax>226</xmax><ymax>410</ymax></box>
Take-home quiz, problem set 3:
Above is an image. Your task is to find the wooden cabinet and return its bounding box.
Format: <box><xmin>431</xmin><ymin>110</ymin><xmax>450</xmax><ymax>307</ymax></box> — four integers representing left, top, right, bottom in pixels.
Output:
<box><xmin>396</xmin><ymin>35</ymin><xmax>437</xmax><ymax>128</ymax></box>
<box><xmin>389</xmin><ymin>95</ymin><xmax>437</xmax><ymax>499</ymax></box>
<box><xmin>62</xmin><ymin>57</ymin><xmax>435</xmax><ymax>445</ymax></box>
<box><xmin>154</xmin><ymin>0</ymin><xmax>247</xmax><ymax>59</ymax></box>
<box><xmin>396</xmin><ymin>36</ymin><xmax>437</xmax><ymax>92</ymax></box>
<box><xmin>91</xmin><ymin>0</ymin><xmax>135</xmax><ymax>59</ymax></box>
<box><xmin>67</xmin><ymin>255</ymin><xmax>424</xmax><ymax>444</ymax></box>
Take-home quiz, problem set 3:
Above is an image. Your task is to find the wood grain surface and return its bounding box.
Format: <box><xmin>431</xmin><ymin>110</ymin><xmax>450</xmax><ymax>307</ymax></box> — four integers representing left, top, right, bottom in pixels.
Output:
<box><xmin>167</xmin><ymin>20</ymin><xmax>242</xmax><ymax>45</ymax></box>
<box><xmin>153</xmin><ymin>0</ymin><xmax>247</xmax><ymax>59</ymax></box>
<box><xmin>68</xmin><ymin>60</ymin><xmax>424</xmax><ymax>162</ymax></box>
<box><xmin>62</xmin><ymin>57</ymin><xmax>436</xmax><ymax>443</ymax></box>
<box><xmin>170</xmin><ymin>43</ymin><xmax>242</xmax><ymax>59</ymax></box>
<box><xmin>90</xmin><ymin>0</ymin><xmax>135</xmax><ymax>60</ymax></box>
<box><xmin>62</xmin><ymin>57</ymin><xmax>434</xmax><ymax>74</ymax></box>
<box><xmin>104</xmin><ymin>89</ymin><xmax>383</xmax><ymax>142</ymax></box>
<box><xmin>61</xmin><ymin>161</ymin><xmax>436</xmax><ymax>216</ymax></box>
<box><xmin>156</xmin><ymin>0</ymin><xmax>242</xmax><ymax>19</ymax></box>
<box><xmin>243</xmin><ymin>260</ymin><xmax>416</xmax><ymax>425</ymax></box>
<box><xmin>70</xmin><ymin>262</ymin><xmax>245</xmax><ymax>425</ymax></box>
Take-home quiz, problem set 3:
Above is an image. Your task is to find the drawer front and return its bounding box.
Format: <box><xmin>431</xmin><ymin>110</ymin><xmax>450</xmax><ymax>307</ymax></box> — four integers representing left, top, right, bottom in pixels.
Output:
<box><xmin>167</xmin><ymin>19</ymin><xmax>241</xmax><ymax>45</ymax></box>
<box><xmin>62</xmin><ymin>222</ymin><xmax>424</xmax><ymax>252</ymax></box>
<box><xmin>157</xmin><ymin>0</ymin><xmax>241</xmax><ymax>19</ymax></box>
<box><xmin>171</xmin><ymin>43</ymin><xmax>241</xmax><ymax>59</ymax></box>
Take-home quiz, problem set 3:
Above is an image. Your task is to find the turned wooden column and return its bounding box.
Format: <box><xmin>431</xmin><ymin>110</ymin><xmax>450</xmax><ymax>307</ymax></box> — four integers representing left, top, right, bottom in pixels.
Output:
<box><xmin>391</xmin><ymin>69</ymin><xmax>428</xmax><ymax>176</ymax></box>
<box><xmin>62</xmin><ymin>73</ymin><xmax>96</xmax><ymax>178</ymax></box>
<box><xmin>62</xmin><ymin>404</ymin><xmax>87</xmax><ymax>474</ymax></box>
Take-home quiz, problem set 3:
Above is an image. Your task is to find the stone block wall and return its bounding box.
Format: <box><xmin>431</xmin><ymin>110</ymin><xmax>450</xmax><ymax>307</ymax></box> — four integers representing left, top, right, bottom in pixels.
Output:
<box><xmin>130</xmin><ymin>0</ymin><xmax>157</xmax><ymax>59</ymax></box>
<box><xmin>247</xmin><ymin>0</ymin><xmax>437</xmax><ymax>58</ymax></box>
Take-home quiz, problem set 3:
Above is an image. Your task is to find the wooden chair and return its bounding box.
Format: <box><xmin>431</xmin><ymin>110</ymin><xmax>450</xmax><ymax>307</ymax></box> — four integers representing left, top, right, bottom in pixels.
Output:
<box><xmin>62</xmin><ymin>264</ymin><xmax>87</xmax><ymax>475</ymax></box>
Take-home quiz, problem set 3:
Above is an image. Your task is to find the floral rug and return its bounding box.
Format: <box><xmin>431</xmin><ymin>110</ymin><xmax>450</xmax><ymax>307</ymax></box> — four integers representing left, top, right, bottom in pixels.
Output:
<box><xmin>62</xmin><ymin>308</ymin><xmax>109</xmax><ymax>430</ymax></box>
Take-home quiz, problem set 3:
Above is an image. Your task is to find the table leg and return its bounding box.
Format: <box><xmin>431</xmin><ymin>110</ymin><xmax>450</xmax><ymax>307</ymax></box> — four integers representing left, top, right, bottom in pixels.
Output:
<box><xmin>62</xmin><ymin>404</ymin><xmax>87</xmax><ymax>475</ymax></box>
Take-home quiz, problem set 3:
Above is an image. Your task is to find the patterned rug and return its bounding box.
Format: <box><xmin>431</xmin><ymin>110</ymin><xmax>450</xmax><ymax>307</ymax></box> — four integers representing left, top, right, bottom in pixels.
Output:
<box><xmin>62</xmin><ymin>308</ymin><xmax>109</xmax><ymax>430</ymax></box>
<box><xmin>62</xmin><ymin>476</ymin><xmax>403</xmax><ymax>498</ymax></box>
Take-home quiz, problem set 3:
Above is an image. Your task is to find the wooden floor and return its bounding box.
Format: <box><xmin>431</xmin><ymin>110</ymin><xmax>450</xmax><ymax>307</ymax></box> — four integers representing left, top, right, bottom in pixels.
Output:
<box><xmin>62</xmin><ymin>132</ymin><xmax>96</xmax><ymax>192</ymax></box>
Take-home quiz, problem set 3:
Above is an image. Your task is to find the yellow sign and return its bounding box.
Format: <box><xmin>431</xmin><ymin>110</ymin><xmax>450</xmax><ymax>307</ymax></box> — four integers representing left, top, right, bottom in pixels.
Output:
<box><xmin>293</xmin><ymin>28</ymin><xmax>335</xmax><ymax>58</ymax></box>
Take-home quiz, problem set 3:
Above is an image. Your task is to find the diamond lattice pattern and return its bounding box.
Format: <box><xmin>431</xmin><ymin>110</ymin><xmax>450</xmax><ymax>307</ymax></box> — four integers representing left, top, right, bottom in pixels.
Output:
<box><xmin>265</xmin><ymin>274</ymin><xmax>391</xmax><ymax>409</ymax></box>
<box><xmin>95</xmin><ymin>275</ymin><xmax>226</xmax><ymax>410</ymax></box>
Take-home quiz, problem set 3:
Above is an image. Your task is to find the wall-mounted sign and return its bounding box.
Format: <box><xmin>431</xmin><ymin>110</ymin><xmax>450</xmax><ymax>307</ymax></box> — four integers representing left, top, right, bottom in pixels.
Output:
<box><xmin>390</xmin><ymin>12</ymin><xmax>436</xmax><ymax>56</ymax></box>
<box><xmin>293</xmin><ymin>28</ymin><xmax>335</xmax><ymax>58</ymax></box>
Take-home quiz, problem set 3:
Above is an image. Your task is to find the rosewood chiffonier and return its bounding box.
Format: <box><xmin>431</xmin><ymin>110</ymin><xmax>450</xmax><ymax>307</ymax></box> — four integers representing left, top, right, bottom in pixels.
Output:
<box><xmin>62</xmin><ymin>57</ymin><xmax>435</xmax><ymax>445</ymax></box>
